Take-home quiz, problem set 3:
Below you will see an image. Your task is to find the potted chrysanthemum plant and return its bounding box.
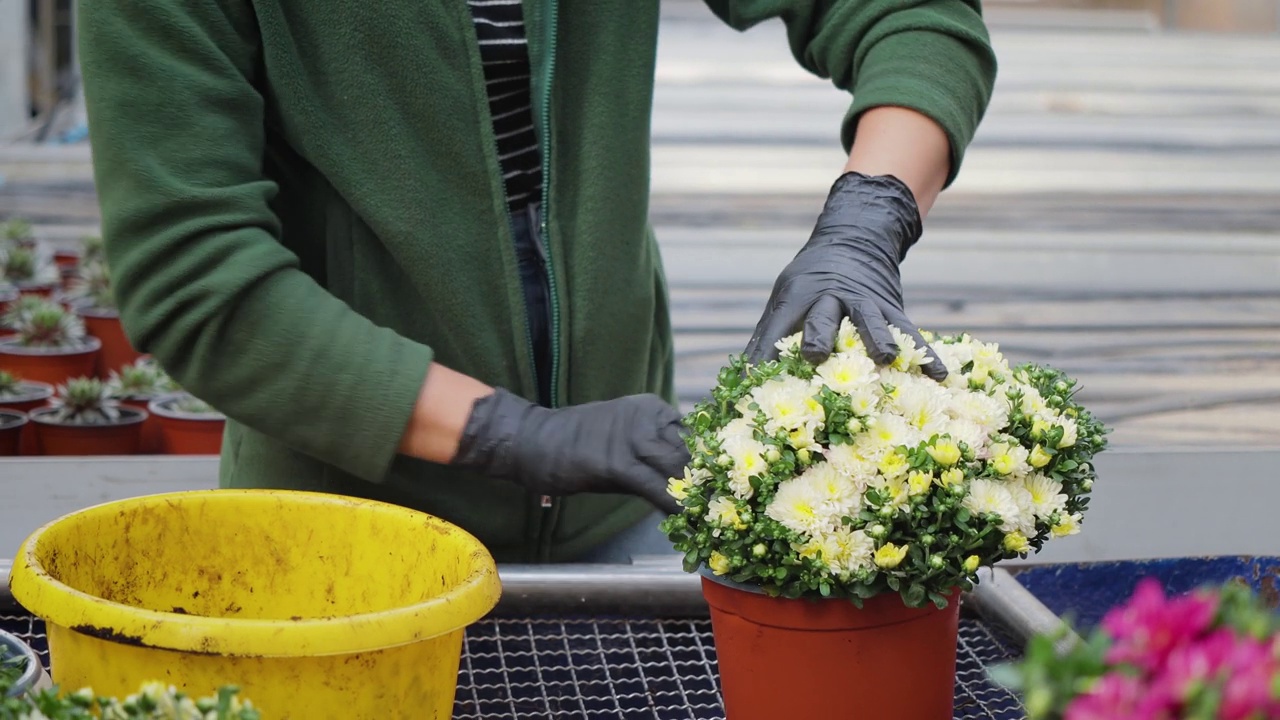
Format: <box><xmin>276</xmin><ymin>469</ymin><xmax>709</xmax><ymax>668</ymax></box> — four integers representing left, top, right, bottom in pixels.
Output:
<box><xmin>994</xmin><ymin>578</ymin><xmax>1280</xmax><ymax>719</ymax></box>
<box><xmin>1</xmin><ymin>668</ymin><xmax>259</xmax><ymax>719</ymax></box>
<box><xmin>0</xmin><ymin>297</ymin><xmax>101</xmax><ymax>385</ymax></box>
<box><xmin>108</xmin><ymin>357</ymin><xmax>181</xmax><ymax>453</ymax></box>
<box><xmin>28</xmin><ymin>376</ymin><xmax>147</xmax><ymax>455</ymax></box>
<box><xmin>148</xmin><ymin>392</ymin><xmax>226</xmax><ymax>455</ymax></box>
<box><xmin>661</xmin><ymin>319</ymin><xmax>1108</xmax><ymax>719</ymax></box>
<box><xmin>68</xmin><ymin>257</ymin><xmax>141</xmax><ymax>376</ymax></box>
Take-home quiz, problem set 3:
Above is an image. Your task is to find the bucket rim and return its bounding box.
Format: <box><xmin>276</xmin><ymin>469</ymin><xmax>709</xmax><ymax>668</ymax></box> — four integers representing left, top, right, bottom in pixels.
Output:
<box><xmin>8</xmin><ymin>489</ymin><xmax>502</xmax><ymax>658</ymax></box>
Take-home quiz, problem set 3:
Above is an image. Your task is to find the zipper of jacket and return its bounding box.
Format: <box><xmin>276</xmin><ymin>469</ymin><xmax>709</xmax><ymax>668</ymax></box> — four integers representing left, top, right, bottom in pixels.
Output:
<box><xmin>534</xmin><ymin>0</ymin><xmax>562</xmax><ymax>562</ymax></box>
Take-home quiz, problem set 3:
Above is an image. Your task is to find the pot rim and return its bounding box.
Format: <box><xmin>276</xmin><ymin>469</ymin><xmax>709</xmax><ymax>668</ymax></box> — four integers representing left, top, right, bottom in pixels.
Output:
<box><xmin>0</xmin><ymin>629</ymin><xmax>41</xmax><ymax>698</ymax></box>
<box><xmin>72</xmin><ymin>303</ymin><xmax>119</xmax><ymax>319</ymax></box>
<box><xmin>0</xmin><ymin>409</ymin><xmax>28</xmax><ymax>431</ymax></box>
<box><xmin>0</xmin><ymin>335</ymin><xmax>102</xmax><ymax>356</ymax></box>
<box><xmin>148</xmin><ymin>395</ymin><xmax>226</xmax><ymax>421</ymax></box>
<box><xmin>13</xmin><ymin>279</ymin><xmax>60</xmax><ymax>292</ymax></box>
<box><xmin>0</xmin><ymin>380</ymin><xmax>55</xmax><ymax>405</ymax></box>
<box><xmin>8</xmin><ymin>489</ymin><xmax>503</xmax><ymax>658</ymax></box>
<box><xmin>28</xmin><ymin>405</ymin><xmax>148</xmax><ymax>428</ymax></box>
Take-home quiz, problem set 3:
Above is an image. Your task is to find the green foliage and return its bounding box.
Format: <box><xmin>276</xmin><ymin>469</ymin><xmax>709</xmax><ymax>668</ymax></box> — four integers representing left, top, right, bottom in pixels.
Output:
<box><xmin>108</xmin><ymin>359</ymin><xmax>179</xmax><ymax>399</ymax></box>
<box><xmin>69</xmin><ymin>259</ymin><xmax>115</xmax><ymax>311</ymax></box>
<box><xmin>45</xmin><ymin>378</ymin><xmax>124</xmax><ymax>425</ymax></box>
<box><xmin>2</xmin><ymin>299</ymin><xmax>87</xmax><ymax>348</ymax></box>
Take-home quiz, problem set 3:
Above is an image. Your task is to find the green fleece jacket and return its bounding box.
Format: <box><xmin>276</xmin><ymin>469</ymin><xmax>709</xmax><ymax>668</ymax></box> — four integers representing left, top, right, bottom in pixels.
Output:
<box><xmin>76</xmin><ymin>0</ymin><xmax>996</xmax><ymax>562</ymax></box>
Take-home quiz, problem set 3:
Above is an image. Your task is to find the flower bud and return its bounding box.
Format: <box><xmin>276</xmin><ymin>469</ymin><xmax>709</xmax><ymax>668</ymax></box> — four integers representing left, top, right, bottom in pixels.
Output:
<box><xmin>796</xmin><ymin>448</ymin><xmax>812</xmax><ymax>465</ymax></box>
<box><xmin>846</xmin><ymin>418</ymin><xmax>862</xmax><ymax>435</ymax></box>
<box><xmin>752</xmin><ymin>543</ymin><xmax>768</xmax><ymax>558</ymax></box>
<box><xmin>962</xmin><ymin>555</ymin><xmax>980</xmax><ymax>574</ymax></box>
<box><xmin>920</xmin><ymin>534</ymin><xmax>935</xmax><ymax>546</ymax></box>
<box><xmin>765</xmin><ymin>447</ymin><xmax>782</xmax><ymax>463</ymax></box>
<box><xmin>868</xmin><ymin>523</ymin><xmax>887</xmax><ymax>539</ymax></box>
<box><xmin>1082</xmin><ymin>478</ymin><xmax>1093</xmax><ymax>491</ymax></box>
<box><xmin>878</xmin><ymin>505</ymin><xmax>896</xmax><ymax>519</ymax></box>
<box><xmin>929</xmin><ymin>555</ymin><xmax>945</xmax><ymax>570</ymax></box>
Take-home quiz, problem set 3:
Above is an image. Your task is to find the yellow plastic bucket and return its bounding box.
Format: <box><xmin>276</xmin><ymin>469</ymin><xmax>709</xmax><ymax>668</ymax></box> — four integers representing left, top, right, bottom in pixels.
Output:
<box><xmin>8</xmin><ymin>489</ymin><xmax>501</xmax><ymax>718</ymax></box>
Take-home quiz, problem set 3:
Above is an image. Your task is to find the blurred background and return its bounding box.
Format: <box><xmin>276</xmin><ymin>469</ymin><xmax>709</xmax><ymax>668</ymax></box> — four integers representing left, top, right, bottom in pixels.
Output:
<box><xmin>1</xmin><ymin>0</ymin><xmax>1278</xmax><ymax>559</ymax></box>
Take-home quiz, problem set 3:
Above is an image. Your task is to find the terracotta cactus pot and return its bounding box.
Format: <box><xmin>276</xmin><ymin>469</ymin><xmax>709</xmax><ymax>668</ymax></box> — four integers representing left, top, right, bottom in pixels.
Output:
<box><xmin>0</xmin><ymin>336</ymin><xmax>101</xmax><ymax>386</ymax></box>
<box><xmin>0</xmin><ymin>285</ymin><xmax>16</xmax><ymax>320</ymax></box>
<box><xmin>28</xmin><ymin>405</ymin><xmax>147</xmax><ymax>455</ymax></box>
<box><xmin>0</xmin><ymin>409</ymin><xmax>26</xmax><ymax>455</ymax></box>
<box><xmin>701</xmin><ymin>574</ymin><xmax>962</xmax><ymax>720</ymax></box>
<box><xmin>0</xmin><ymin>379</ymin><xmax>54</xmax><ymax>455</ymax></box>
<box><xmin>148</xmin><ymin>396</ymin><xmax>225</xmax><ymax>455</ymax></box>
<box><xmin>119</xmin><ymin>394</ymin><xmax>166</xmax><ymax>454</ymax></box>
<box><xmin>14</xmin><ymin>281</ymin><xmax>59</xmax><ymax>298</ymax></box>
<box><xmin>77</xmin><ymin>306</ymin><xmax>140</xmax><ymax>378</ymax></box>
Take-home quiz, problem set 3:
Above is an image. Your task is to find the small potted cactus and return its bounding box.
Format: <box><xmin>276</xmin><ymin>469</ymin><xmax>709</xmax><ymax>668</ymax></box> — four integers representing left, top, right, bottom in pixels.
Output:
<box><xmin>108</xmin><ymin>357</ymin><xmax>179</xmax><ymax>453</ymax></box>
<box><xmin>68</xmin><ymin>258</ymin><xmax>140</xmax><ymax>376</ymax></box>
<box><xmin>28</xmin><ymin>376</ymin><xmax>147</xmax><ymax>454</ymax></box>
<box><xmin>0</xmin><ymin>297</ymin><xmax>101</xmax><ymax>385</ymax></box>
<box><xmin>0</xmin><ymin>284</ymin><xmax>16</xmax><ymax>331</ymax></box>
<box><xmin>149</xmin><ymin>392</ymin><xmax>226</xmax><ymax>454</ymax></box>
<box><xmin>0</xmin><ymin>244</ymin><xmax>60</xmax><ymax>298</ymax></box>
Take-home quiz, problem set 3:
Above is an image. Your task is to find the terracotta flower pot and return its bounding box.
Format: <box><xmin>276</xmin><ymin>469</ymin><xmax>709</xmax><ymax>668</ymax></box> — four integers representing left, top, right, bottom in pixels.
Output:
<box><xmin>0</xmin><ymin>379</ymin><xmax>54</xmax><ymax>455</ymax></box>
<box><xmin>77</xmin><ymin>306</ymin><xmax>140</xmax><ymax>378</ymax></box>
<box><xmin>119</xmin><ymin>395</ymin><xmax>165</xmax><ymax>454</ymax></box>
<box><xmin>28</xmin><ymin>406</ymin><xmax>147</xmax><ymax>455</ymax></box>
<box><xmin>0</xmin><ymin>285</ymin><xmax>16</xmax><ymax>319</ymax></box>
<box><xmin>148</xmin><ymin>397</ymin><xmax>225</xmax><ymax>455</ymax></box>
<box><xmin>701</xmin><ymin>574</ymin><xmax>962</xmax><ymax>720</ymax></box>
<box><xmin>53</xmin><ymin>249</ymin><xmax>79</xmax><ymax>272</ymax></box>
<box><xmin>0</xmin><ymin>409</ymin><xmax>26</xmax><ymax>455</ymax></box>
<box><xmin>15</xmin><ymin>281</ymin><xmax>59</xmax><ymax>298</ymax></box>
<box><xmin>0</xmin><ymin>336</ymin><xmax>101</xmax><ymax>386</ymax></box>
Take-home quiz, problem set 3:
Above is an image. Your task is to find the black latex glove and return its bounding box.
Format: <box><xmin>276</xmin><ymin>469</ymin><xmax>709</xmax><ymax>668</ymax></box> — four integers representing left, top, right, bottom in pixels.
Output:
<box><xmin>451</xmin><ymin>388</ymin><xmax>688</xmax><ymax>515</ymax></box>
<box><xmin>743</xmin><ymin>171</ymin><xmax>946</xmax><ymax>380</ymax></box>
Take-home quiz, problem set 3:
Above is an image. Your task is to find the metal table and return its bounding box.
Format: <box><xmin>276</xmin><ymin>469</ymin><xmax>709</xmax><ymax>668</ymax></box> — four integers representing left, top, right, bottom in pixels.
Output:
<box><xmin>1</xmin><ymin>560</ymin><xmax>1063</xmax><ymax>719</ymax></box>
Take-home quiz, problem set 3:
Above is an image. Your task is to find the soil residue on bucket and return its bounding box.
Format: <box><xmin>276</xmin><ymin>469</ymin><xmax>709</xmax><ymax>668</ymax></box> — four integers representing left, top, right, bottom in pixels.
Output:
<box><xmin>72</xmin><ymin>624</ymin><xmax>148</xmax><ymax>648</ymax></box>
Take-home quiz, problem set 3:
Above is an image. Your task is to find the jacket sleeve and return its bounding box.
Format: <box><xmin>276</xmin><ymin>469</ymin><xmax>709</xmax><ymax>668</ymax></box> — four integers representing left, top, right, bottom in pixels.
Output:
<box><xmin>77</xmin><ymin>0</ymin><xmax>434</xmax><ymax>481</ymax></box>
<box><xmin>702</xmin><ymin>0</ymin><xmax>997</xmax><ymax>187</ymax></box>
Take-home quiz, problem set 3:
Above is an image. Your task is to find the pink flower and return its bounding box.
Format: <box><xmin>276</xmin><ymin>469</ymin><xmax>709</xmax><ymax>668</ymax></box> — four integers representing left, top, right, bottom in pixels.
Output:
<box><xmin>1101</xmin><ymin>578</ymin><xmax>1219</xmax><ymax>673</ymax></box>
<box><xmin>1063</xmin><ymin>673</ymin><xmax>1146</xmax><ymax>720</ymax></box>
<box><xmin>1218</xmin><ymin>635</ymin><xmax>1280</xmax><ymax>720</ymax></box>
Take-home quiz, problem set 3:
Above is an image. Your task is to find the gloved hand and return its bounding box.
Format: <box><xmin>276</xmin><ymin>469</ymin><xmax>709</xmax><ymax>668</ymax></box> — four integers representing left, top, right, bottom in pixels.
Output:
<box><xmin>451</xmin><ymin>388</ymin><xmax>688</xmax><ymax>515</ymax></box>
<box><xmin>743</xmin><ymin>171</ymin><xmax>946</xmax><ymax>380</ymax></box>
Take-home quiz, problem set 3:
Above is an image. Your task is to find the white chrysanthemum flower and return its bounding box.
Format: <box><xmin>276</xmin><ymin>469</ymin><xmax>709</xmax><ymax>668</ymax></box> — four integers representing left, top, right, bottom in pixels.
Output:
<box><xmin>823</xmin><ymin>443</ymin><xmax>877</xmax><ymax>487</ymax></box>
<box><xmin>798</xmin><ymin>526</ymin><xmax>876</xmax><ymax>577</ymax></box>
<box><xmin>929</xmin><ymin>341</ymin><xmax>967</xmax><ymax>379</ymax></box>
<box><xmin>988</xmin><ymin>441</ymin><xmax>1032</xmax><ymax>478</ymax></box>
<box><xmin>1019</xmin><ymin>473</ymin><xmax>1069</xmax><ymax>520</ymax></box>
<box><xmin>888</xmin><ymin>325</ymin><xmax>934</xmax><ymax>373</ymax></box>
<box><xmin>888</xmin><ymin>380</ymin><xmax>950</xmax><ymax>435</ymax></box>
<box><xmin>816</xmin><ymin>351</ymin><xmax>878</xmax><ymax>394</ymax></box>
<box><xmin>766</xmin><ymin>463</ymin><xmax>858</xmax><ymax>537</ymax></box>
<box><xmin>868</xmin><ymin>470</ymin><xmax>910</xmax><ymax>508</ymax></box>
<box><xmin>786</xmin><ymin>422</ymin><xmax>820</xmax><ymax>452</ymax></box>
<box><xmin>751</xmin><ymin>375</ymin><xmax>824</xmax><ymax>435</ymax></box>
<box><xmin>774</xmin><ymin>331</ymin><xmax>803</xmax><ymax>359</ymax></box>
<box><xmin>946</xmin><ymin>389</ymin><xmax>1009</xmax><ymax>434</ymax></box>
<box><xmin>1057</xmin><ymin>416</ymin><xmax>1079</xmax><ymax>448</ymax></box>
<box><xmin>946</xmin><ymin>419</ymin><xmax>990</xmax><ymax>454</ymax></box>
<box><xmin>847</xmin><ymin>385</ymin><xmax>881</xmax><ymax>416</ymax></box>
<box><xmin>860</xmin><ymin>414</ymin><xmax>922</xmax><ymax>455</ymax></box>
<box><xmin>720</xmin><ymin>419</ymin><xmax>768</xmax><ymax>499</ymax></box>
<box><xmin>963</xmin><ymin>478</ymin><xmax>1031</xmax><ymax>534</ymax></box>
<box><xmin>879</xmin><ymin>368</ymin><xmax>921</xmax><ymax>392</ymax></box>
<box><xmin>835</xmin><ymin>317</ymin><xmax>864</xmax><ymax>354</ymax></box>
<box><xmin>968</xmin><ymin>339</ymin><xmax>1010</xmax><ymax>382</ymax></box>
<box><xmin>1005</xmin><ymin>482</ymin><xmax>1041</xmax><ymax>536</ymax></box>
<box><xmin>706</xmin><ymin>495</ymin><xmax>744</xmax><ymax>528</ymax></box>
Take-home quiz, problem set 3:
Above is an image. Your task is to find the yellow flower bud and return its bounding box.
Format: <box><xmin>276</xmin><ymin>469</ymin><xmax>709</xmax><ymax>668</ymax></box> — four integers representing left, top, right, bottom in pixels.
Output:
<box><xmin>873</xmin><ymin>542</ymin><xmax>909</xmax><ymax>569</ymax></box>
<box><xmin>708</xmin><ymin>551</ymin><xmax>732</xmax><ymax>576</ymax></box>
<box><xmin>962</xmin><ymin>555</ymin><xmax>980</xmax><ymax>574</ymax></box>
<box><xmin>1028</xmin><ymin>444</ymin><xmax>1053</xmax><ymax>468</ymax></box>
<box><xmin>937</xmin><ymin>468</ymin><xmax>964</xmax><ymax>488</ymax></box>
<box><xmin>1002</xmin><ymin>531</ymin><xmax>1030</xmax><ymax>554</ymax></box>
<box><xmin>908</xmin><ymin>471</ymin><xmax>933</xmax><ymax>497</ymax></box>
<box><xmin>877</xmin><ymin>450</ymin><xmax>909</xmax><ymax>479</ymax></box>
<box><xmin>926</xmin><ymin>440</ymin><xmax>962</xmax><ymax>467</ymax></box>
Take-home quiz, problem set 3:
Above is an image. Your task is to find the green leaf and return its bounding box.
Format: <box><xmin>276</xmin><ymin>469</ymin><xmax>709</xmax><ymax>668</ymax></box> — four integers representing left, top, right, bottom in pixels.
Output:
<box><xmin>904</xmin><ymin>583</ymin><xmax>926</xmax><ymax>607</ymax></box>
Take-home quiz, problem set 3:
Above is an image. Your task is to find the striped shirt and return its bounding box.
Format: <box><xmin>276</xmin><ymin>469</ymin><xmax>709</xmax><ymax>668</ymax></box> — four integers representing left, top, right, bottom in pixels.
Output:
<box><xmin>469</xmin><ymin>0</ymin><xmax>542</xmax><ymax>213</ymax></box>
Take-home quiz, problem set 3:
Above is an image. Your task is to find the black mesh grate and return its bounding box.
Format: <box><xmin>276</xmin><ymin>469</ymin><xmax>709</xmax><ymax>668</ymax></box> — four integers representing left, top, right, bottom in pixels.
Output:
<box><xmin>2</xmin><ymin>612</ymin><xmax>1026</xmax><ymax>719</ymax></box>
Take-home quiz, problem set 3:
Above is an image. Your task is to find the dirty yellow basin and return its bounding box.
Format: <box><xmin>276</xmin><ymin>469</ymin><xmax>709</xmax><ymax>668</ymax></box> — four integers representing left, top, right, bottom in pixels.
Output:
<box><xmin>8</xmin><ymin>489</ymin><xmax>501</xmax><ymax>718</ymax></box>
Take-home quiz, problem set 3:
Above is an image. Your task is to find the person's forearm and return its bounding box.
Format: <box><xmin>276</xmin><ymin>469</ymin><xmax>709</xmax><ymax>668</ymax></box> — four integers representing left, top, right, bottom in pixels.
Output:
<box><xmin>398</xmin><ymin>363</ymin><xmax>494</xmax><ymax>463</ymax></box>
<box><xmin>844</xmin><ymin>106</ymin><xmax>952</xmax><ymax>218</ymax></box>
